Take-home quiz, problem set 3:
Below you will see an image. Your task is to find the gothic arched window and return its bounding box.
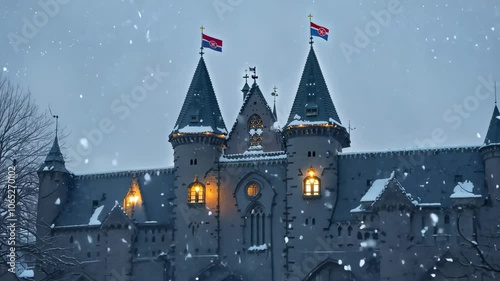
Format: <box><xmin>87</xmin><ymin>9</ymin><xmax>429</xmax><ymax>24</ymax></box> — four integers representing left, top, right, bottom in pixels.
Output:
<box><xmin>248</xmin><ymin>114</ymin><xmax>263</xmax><ymax>147</ymax></box>
<box><xmin>248</xmin><ymin>204</ymin><xmax>266</xmax><ymax>247</ymax></box>
<box><xmin>188</xmin><ymin>180</ymin><xmax>205</xmax><ymax>204</ymax></box>
<box><xmin>303</xmin><ymin>168</ymin><xmax>320</xmax><ymax>198</ymax></box>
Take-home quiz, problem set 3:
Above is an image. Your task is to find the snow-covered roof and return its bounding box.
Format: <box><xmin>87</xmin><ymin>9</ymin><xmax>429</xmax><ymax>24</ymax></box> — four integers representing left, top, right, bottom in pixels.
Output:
<box><xmin>89</xmin><ymin>205</ymin><xmax>104</xmax><ymax>225</ymax></box>
<box><xmin>176</xmin><ymin>125</ymin><xmax>227</xmax><ymax>134</ymax></box>
<box><xmin>360</xmin><ymin>172</ymin><xmax>395</xmax><ymax>203</ymax></box>
<box><xmin>450</xmin><ymin>180</ymin><xmax>482</xmax><ymax>199</ymax></box>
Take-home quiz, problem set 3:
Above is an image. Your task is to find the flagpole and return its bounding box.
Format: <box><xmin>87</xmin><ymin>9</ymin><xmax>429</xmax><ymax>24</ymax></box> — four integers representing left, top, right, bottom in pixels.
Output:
<box><xmin>200</xmin><ymin>25</ymin><xmax>205</xmax><ymax>57</ymax></box>
<box><xmin>308</xmin><ymin>13</ymin><xmax>313</xmax><ymax>45</ymax></box>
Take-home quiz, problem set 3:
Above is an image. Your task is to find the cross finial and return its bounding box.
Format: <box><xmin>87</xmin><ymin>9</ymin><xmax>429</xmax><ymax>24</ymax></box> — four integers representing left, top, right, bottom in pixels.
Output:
<box><xmin>199</xmin><ymin>25</ymin><xmax>205</xmax><ymax>57</ymax></box>
<box><xmin>271</xmin><ymin>86</ymin><xmax>278</xmax><ymax>101</ymax></box>
<box><xmin>243</xmin><ymin>70</ymin><xmax>249</xmax><ymax>83</ymax></box>
<box><xmin>308</xmin><ymin>13</ymin><xmax>314</xmax><ymax>45</ymax></box>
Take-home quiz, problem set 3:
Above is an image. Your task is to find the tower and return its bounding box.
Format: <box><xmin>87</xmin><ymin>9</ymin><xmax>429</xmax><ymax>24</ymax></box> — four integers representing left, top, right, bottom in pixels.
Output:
<box><xmin>36</xmin><ymin>134</ymin><xmax>72</xmax><ymax>238</ymax></box>
<box><xmin>283</xmin><ymin>46</ymin><xmax>350</xmax><ymax>280</ymax></box>
<box><xmin>481</xmin><ymin>105</ymin><xmax>500</xmax><ymax>204</ymax></box>
<box><xmin>168</xmin><ymin>56</ymin><xmax>227</xmax><ymax>280</ymax></box>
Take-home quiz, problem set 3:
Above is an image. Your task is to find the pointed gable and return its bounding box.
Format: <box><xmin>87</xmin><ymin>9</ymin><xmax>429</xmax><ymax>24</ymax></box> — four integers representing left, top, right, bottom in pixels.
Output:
<box><xmin>225</xmin><ymin>83</ymin><xmax>282</xmax><ymax>154</ymax></box>
<box><xmin>286</xmin><ymin>47</ymin><xmax>342</xmax><ymax>127</ymax></box>
<box><xmin>484</xmin><ymin>105</ymin><xmax>500</xmax><ymax>145</ymax></box>
<box><xmin>171</xmin><ymin>57</ymin><xmax>227</xmax><ymax>135</ymax></box>
<box><xmin>101</xmin><ymin>202</ymin><xmax>135</xmax><ymax>228</ymax></box>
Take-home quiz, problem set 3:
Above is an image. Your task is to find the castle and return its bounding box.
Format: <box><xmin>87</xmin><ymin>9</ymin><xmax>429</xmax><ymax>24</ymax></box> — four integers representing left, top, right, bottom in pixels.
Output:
<box><xmin>34</xmin><ymin>45</ymin><xmax>500</xmax><ymax>281</ymax></box>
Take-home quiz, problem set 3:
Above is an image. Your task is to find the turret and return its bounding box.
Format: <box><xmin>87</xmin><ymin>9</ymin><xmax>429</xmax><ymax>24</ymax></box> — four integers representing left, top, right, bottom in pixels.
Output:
<box><xmin>168</xmin><ymin>56</ymin><xmax>227</xmax><ymax>280</ymax></box>
<box><xmin>480</xmin><ymin>105</ymin><xmax>500</xmax><ymax>204</ymax></box>
<box><xmin>283</xmin><ymin>46</ymin><xmax>350</xmax><ymax>280</ymax></box>
<box><xmin>36</xmin><ymin>135</ymin><xmax>72</xmax><ymax>237</ymax></box>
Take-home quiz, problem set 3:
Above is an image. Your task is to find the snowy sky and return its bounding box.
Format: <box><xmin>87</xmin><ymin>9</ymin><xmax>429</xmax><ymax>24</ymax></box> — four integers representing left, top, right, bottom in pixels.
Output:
<box><xmin>1</xmin><ymin>0</ymin><xmax>499</xmax><ymax>174</ymax></box>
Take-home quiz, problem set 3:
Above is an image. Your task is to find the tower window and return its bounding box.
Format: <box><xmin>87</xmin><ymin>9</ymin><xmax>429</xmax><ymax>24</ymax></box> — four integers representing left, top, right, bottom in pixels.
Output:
<box><xmin>444</xmin><ymin>214</ymin><xmax>450</xmax><ymax>224</ymax></box>
<box><xmin>189</xmin><ymin>159</ymin><xmax>198</xmax><ymax>166</ymax></box>
<box><xmin>454</xmin><ymin>175</ymin><xmax>463</xmax><ymax>183</ymax></box>
<box><xmin>92</xmin><ymin>200</ymin><xmax>99</xmax><ymax>212</ymax></box>
<box><xmin>248</xmin><ymin>114</ymin><xmax>264</xmax><ymax>148</ymax></box>
<box><xmin>188</xmin><ymin>180</ymin><xmax>205</xmax><ymax>204</ymax></box>
<box><xmin>305</xmin><ymin>107</ymin><xmax>318</xmax><ymax>116</ymax></box>
<box><xmin>303</xmin><ymin>168</ymin><xmax>320</xmax><ymax>198</ymax></box>
<box><xmin>246</xmin><ymin>182</ymin><xmax>260</xmax><ymax>198</ymax></box>
<box><xmin>190</xmin><ymin>115</ymin><xmax>199</xmax><ymax>122</ymax></box>
<box><xmin>248</xmin><ymin>204</ymin><xmax>266</xmax><ymax>247</ymax></box>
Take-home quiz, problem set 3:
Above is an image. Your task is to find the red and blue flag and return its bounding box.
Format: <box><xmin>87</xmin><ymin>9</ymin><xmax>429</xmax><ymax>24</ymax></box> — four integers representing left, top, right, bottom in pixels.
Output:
<box><xmin>202</xmin><ymin>33</ymin><xmax>223</xmax><ymax>52</ymax></box>
<box><xmin>310</xmin><ymin>22</ymin><xmax>329</xmax><ymax>41</ymax></box>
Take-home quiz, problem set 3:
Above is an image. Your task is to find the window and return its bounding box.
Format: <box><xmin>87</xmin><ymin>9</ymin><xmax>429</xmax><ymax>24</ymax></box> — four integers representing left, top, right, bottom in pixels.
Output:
<box><xmin>188</xmin><ymin>180</ymin><xmax>205</xmax><ymax>204</ymax></box>
<box><xmin>444</xmin><ymin>214</ymin><xmax>450</xmax><ymax>224</ymax></box>
<box><xmin>123</xmin><ymin>176</ymin><xmax>143</xmax><ymax>217</ymax></box>
<box><xmin>347</xmin><ymin>225</ymin><xmax>353</xmax><ymax>236</ymax></box>
<box><xmin>246</xmin><ymin>182</ymin><xmax>260</xmax><ymax>198</ymax></box>
<box><xmin>249</xmin><ymin>114</ymin><xmax>263</xmax><ymax>129</ymax></box>
<box><xmin>337</xmin><ymin>226</ymin><xmax>342</xmax><ymax>237</ymax></box>
<box><xmin>248</xmin><ymin>204</ymin><xmax>266</xmax><ymax>247</ymax></box>
<box><xmin>189</xmin><ymin>159</ymin><xmax>198</xmax><ymax>166</ymax></box>
<box><xmin>303</xmin><ymin>168</ymin><xmax>320</xmax><ymax>197</ymax></box>
<box><xmin>92</xmin><ymin>200</ymin><xmax>99</xmax><ymax>212</ymax></box>
<box><xmin>248</xmin><ymin>114</ymin><xmax>263</xmax><ymax>147</ymax></box>
<box><xmin>455</xmin><ymin>175</ymin><xmax>463</xmax><ymax>184</ymax></box>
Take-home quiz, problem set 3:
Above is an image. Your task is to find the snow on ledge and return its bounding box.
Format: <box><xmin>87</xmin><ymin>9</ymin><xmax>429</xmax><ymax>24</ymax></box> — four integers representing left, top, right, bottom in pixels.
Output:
<box><xmin>450</xmin><ymin>180</ymin><xmax>482</xmax><ymax>199</ymax></box>
<box><xmin>177</xmin><ymin>125</ymin><xmax>227</xmax><ymax>134</ymax></box>
<box><xmin>89</xmin><ymin>205</ymin><xmax>104</xmax><ymax>225</ymax></box>
<box><xmin>248</xmin><ymin>244</ymin><xmax>268</xmax><ymax>251</ymax></box>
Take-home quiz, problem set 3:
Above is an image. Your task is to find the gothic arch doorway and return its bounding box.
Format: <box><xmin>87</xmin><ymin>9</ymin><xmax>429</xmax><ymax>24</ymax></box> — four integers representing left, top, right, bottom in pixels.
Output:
<box><xmin>304</xmin><ymin>260</ymin><xmax>355</xmax><ymax>281</ymax></box>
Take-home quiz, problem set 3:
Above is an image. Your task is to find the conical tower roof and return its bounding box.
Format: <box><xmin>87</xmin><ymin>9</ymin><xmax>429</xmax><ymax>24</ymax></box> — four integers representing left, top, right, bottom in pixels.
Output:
<box><xmin>286</xmin><ymin>47</ymin><xmax>342</xmax><ymax>127</ymax></box>
<box><xmin>484</xmin><ymin>105</ymin><xmax>500</xmax><ymax>145</ymax></box>
<box><xmin>171</xmin><ymin>57</ymin><xmax>227</xmax><ymax>136</ymax></box>
<box><xmin>38</xmin><ymin>135</ymin><xmax>69</xmax><ymax>173</ymax></box>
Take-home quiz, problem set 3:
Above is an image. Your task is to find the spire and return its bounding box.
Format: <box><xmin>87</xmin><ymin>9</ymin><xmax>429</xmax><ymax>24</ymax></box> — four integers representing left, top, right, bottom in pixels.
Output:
<box><xmin>484</xmin><ymin>105</ymin><xmax>500</xmax><ymax>145</ymax></box>
<box><xmin>241</xmin><ymin>70</ymin><xmax>250</xmax><ymax>101</ymax></box>
<box><xmin>272</xmin><ymin>86</ymin><xmax>278</xmax><ymax>120</ymax></box>
<box><xmin>171</xmin><ymin>57</ymin><xmax>227</xmax><ymax>136</ymax></box>
<box><xmin>286</xmin><ymin>47</ymin><xmax>342</xmax><ymax>127</ymax></box>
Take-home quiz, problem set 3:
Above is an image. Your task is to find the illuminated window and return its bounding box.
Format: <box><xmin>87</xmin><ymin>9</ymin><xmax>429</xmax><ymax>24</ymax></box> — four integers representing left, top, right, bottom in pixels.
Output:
<box><xmin>123</xmin><ymin>175</ymin><xmax>143</xmax><ymax>217</ymax></box>
<box><xmin>248</xmin><ymin>114</ymin><xmax>263</xmax><ymax>147</ymax></box>
<box><xmin>303</xmin><ymin>168</ymin><xmax>320</xmax><ymax>197</ymax></box>
<box><xmin>249</xmin><ymin>114</ymin><xmax>263</xmax><ymax>129</ymax></box>
<box><xmin>188</xmin><ymin>180</ymin><xmax>205</xmax><ymax>204</ymax></box>
<box><xmin>246</xmin><ymin>182</ymin><xmax>260</xmax><ymax>197</ymax></box>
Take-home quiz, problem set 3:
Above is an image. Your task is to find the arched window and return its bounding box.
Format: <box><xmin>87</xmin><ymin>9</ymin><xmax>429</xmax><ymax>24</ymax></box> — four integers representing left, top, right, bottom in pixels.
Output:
<box><xmin>248</xmin><ymin>204</ymin><xmax>266</xmax><ymax>247</ymax></box>
<box><xmin>123</xmin><ymin>175</ymin><xmax>143</xmax><ymax>217</ymax></box>
<box><xmin>188</xmin><ymin>180</ymin><xmax>205</xmax><ymax>204</ymax></box>
<box><xmin>248</xmin><ymin>114</ymin><xmax>263</xmax><ymax>147</ymax></box>
<box><xmin>246</xmin><ymin>182</ymin><xmax>260</xmax><ymax>198</ymax></box>
<box><xmin>303</xmin><ymin>168</ymin><xmax>320</xmax><ymax>197</ymax></box>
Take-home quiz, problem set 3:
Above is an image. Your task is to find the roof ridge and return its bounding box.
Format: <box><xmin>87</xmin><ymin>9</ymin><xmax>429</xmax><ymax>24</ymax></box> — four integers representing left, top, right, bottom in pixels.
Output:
<box><xmin>340</xmin><ymin>145</ymin><xmax>480</xmax><ymax>159</ymax></box>
<box><xmin>76</xmin><ymin>167</ymin><xmax>175</xmax><ymax>179</ymax></box>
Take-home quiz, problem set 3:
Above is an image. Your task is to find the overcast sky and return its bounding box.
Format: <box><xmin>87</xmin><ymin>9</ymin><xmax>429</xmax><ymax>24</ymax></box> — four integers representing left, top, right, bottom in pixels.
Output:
<box><xmin>1</xmin><ymin>0</ymin><xmax>499</xmax><ymax>174</ymax></box>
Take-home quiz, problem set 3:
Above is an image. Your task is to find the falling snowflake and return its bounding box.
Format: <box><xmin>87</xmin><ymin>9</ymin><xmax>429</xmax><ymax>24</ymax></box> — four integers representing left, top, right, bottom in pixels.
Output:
<box><xmin>80</xmin><ymin>138</ymin><xmax>89</xmax><ymax>149</ymax></box>
<box><xmin>359</xmin><ymin>259</ymin><xmax>365</xmax><ymax>267</ymax></box>
<box><xmin>55</xmin><ymin>198</ymin><xmax>60</xmax><ymax>205</ymax></box>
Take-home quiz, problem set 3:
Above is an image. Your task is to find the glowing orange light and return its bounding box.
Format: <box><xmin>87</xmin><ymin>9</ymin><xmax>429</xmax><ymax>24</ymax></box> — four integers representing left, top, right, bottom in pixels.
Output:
<box><xmin>308</xmin><ymin>169</ymin><xmax>315</xmax><ymax>177</ymax></box>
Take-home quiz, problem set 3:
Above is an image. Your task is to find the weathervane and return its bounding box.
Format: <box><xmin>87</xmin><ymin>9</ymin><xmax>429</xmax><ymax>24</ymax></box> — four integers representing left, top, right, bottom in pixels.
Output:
<box><xmin>48</xmin><ymin>106</ymin><xmax>59</xmax><ymax>137</ymax></box>
<box><xmin>249</xmin><ymin>67</ymin><xmax>258</xmax><ymax>83</ymax></box>
<box><xmin>308</xmin><ymin>13</ymin><xmax>314</xmax><ymax>45</ymax></box>
<box><xmin>348</xmin><ymin>120</ymin><xmax>356</xmax><ymax>135</ymax></box>
<box><xmin>495</xmin><ymin>80</ymin><xmax>498</xmax><ymax>105</ymax></box>
<box><xmin>199</xmin><ymin>25</ymin><xmax>205</xmax><ymax>56</ymax></box>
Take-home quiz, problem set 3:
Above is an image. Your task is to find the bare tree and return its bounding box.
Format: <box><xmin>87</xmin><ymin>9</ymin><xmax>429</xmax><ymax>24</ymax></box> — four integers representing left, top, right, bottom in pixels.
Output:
<box><xmin>0</xmin><ymin>74</ymin><xmax>76</xmax><ymax>280</ymax></box>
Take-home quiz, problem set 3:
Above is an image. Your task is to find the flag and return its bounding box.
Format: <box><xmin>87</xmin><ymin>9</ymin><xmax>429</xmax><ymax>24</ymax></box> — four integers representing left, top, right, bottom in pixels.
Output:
<box><xmin>202</xmin><ymin>33</ymin><xmax>223</xmax><ymax>52</ymax></box>
<box><xmin>310</xmin><ymin>22</ymin><xmax>329</xmax><ymax>41</ymax></box>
